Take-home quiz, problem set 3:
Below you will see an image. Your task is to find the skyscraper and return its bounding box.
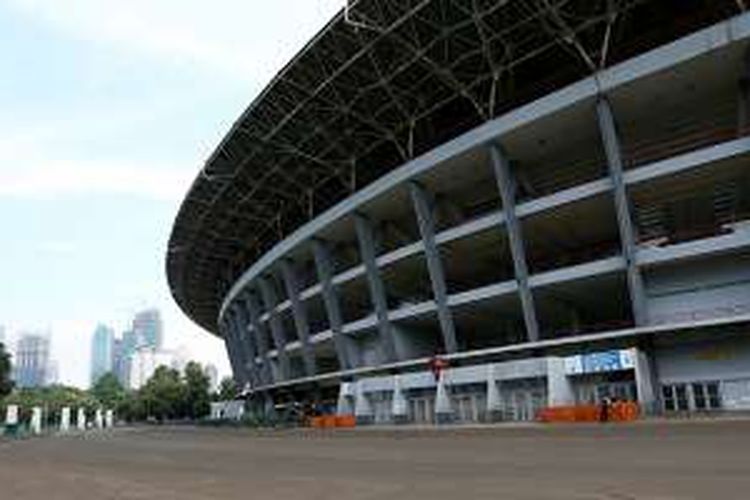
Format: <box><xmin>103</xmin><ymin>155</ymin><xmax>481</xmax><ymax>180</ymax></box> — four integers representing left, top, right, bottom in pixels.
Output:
<box><xmin>132</xmin><ymin>309</ymin><xmax>163</xmax><ymax>350</ymax></box>
<box><xmin>13</xmin><ymin>333</ymin><xmax>51</xmax><ymax>388</ymax></box>
<box><xmin>112</xmin><ymin>337</ymin><xmax>127</xmax><ymax>386</ymax></box>
<box><xmin>126</xmin><ymin>347</ymin><xmax>174</xmax><ymax>390</ymax></box>
<box><xmin>90</xmin><ymin>324</ymin><xmax>115</xmax><ymax>385</ymax></box>
<box><xmin>204</xmin><ymin>363</ymin><xmax>219</xmax><ymax>393</ymax></box>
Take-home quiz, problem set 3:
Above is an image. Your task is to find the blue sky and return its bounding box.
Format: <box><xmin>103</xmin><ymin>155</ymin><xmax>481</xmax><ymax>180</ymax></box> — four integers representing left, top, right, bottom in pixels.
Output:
<box><xmin>0</xmin><ymin>0</ymin><xmax>344</xmax><ymax>387</ymax></box>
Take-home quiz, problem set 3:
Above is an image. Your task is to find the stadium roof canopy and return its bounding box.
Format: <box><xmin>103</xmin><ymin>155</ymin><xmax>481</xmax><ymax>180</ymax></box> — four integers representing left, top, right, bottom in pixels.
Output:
<box><xmin>167</xmin><ymin>0</ymin><xmax>738</xmax><ymax>333</ymax></box>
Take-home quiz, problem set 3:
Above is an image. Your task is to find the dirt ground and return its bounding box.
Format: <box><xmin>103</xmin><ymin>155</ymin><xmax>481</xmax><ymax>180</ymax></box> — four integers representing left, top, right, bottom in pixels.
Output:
<box><xmin>1</xmin><ymin>420</ymin><xmax>749</xmax><ymax>499</ymax></box>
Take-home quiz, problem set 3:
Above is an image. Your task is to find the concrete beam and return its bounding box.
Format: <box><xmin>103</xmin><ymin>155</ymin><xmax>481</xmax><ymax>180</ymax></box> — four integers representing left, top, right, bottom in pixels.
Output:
<box><xmin>258</xmin><ymin>277</ymin><xmax>291</xmax><ymax>380</ymax></box>
<box><xmin>243</xmin><ymin>291</ymin><xmax>275</xmax><ymax>385</ymax></box>
<box><xmin>219</xmin><ymin>318</ymin><xmax>243</xmax><ymax>386</ymax></box>
<box><xmin>490</xmin><ymin>144</ymin><xmax>540</xmax><ymax>342</ymax></box>
<box><xmin>409</xmin><ymin>181</ymin><xmax>458</xmax><ymax>353</ymax></box>
<box><xmin>229</xmin><ymin>312</ymin><xmax>252</xmax><ymax>387</ymax></box>
<box><xmin>312</xmin><ymin>239</ymin><xmax>359</xmax><ymax>370</ymax></box>
<box><xmin>280</xmin><ymin>259</ymin><xmax>318</xmax><ymax>377</ymax></box>
<box><xmin>597</xmin><ymin>97</ymin><xmax>648</xmax><ymax>326</ymax></box>
<box><xmin>355</xmin><ymin>213</ymin><xmax>398</xmax><ymax>362</ymax></box>
<box><xmin>232</xmin><ymin>302</ymin><xmax>263</xmax><ymax>389</ymax></box>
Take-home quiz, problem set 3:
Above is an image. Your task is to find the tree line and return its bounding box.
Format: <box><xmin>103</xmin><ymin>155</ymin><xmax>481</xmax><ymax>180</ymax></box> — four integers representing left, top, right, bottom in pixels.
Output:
<box><xmin>0</xmin><ymin>341</ymin><xmax>238</xmax><ymax>423</ymax></box>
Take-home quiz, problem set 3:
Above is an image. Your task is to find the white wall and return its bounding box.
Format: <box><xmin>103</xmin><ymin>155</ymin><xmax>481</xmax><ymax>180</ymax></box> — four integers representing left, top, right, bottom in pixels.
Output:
<box><xmin>645</xmin><ymin>253</ymin><xmax>750</xmax><ymax>325</ymax></box>
<box><xmin>655</xmin><ymin>334</ymin><xmax>750</xmax><ymax>384</ymax></box>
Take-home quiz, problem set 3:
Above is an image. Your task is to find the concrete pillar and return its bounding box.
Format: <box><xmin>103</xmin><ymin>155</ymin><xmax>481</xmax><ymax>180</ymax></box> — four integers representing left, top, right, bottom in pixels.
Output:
<box><xmin>312</xmin><ymin>239</ymin><xmax>359</xmax><ymax>370</ymax></box>
<box><xmin>30</xmin><ymin>407</ymin><xmax>42</xmax><ymax>435</ymax></box>
<box><xmin>336</xmin><ymin>382</ymin><xmax>355</xmax><ymax>415</ymax></box>
<box><xmin>546</xmin><ymin>357</ymin><xmax>575</xmax><ymax>407</ymax></box>
<box><xmin>739</xmin><ymin>45</ymin><xmax>750</xmax><ymax>134</ymax></box>
<box><xmin>231</xmin><ymin>305</ymin><xmax>261</xmax><ymax>390</ymax></box>
<box><xmin>227</xmin><ymin>313</ymin><xmax>254</xmax><ymax>388</ymax></box>
<box><xmin>409</xmin><ymin>181</ymin><xmax>458</xmax><ymax>353</ymax></box>
<box><xmin>486</xmin><ymin>364</ymin><xmax>503</xmax><ymax>422</ymax></box>
<box><xmin>354</xmin><ymin>381</ymin><xmax>374</xmax><ymax>425</ymax></box>
<box><xmin>244</xmin><ymin>291</ymin><xmax>275</xmax><ymax>385</ymax></box>
<box><xmin>5</xmin><ymin>404</ymin><xmax>18</xmax><ymax>426</ymax></box>
<box><xmin>105</xmin><ymin>409</ymin><xmax>114</xmax><ymax>429</ymax></box>
<box><xmin>258</xmin><ymin>278</ymin><xmax>292</xmax><ymax>380</ymax></box>
<box><xmin>95</xmin><ymin>408</ymin><xmax>104</xmax><ymax>429</ymax></box>
<box><xmin>597</xmin><ymin>97</ymin><xmax>648</xmax><ymax>326</ymax></box>
<box><xmin>434</xmin><ymin>372</ymin><xmax>453</xmax><ymax>424</ymax></box>
<box><xmin>391</xmin><ymin>374</ymin><xmax>408</xmax><ymax>424</ymax></box>
<box><xmin>355</xmin><ymin>213</ymin><xmax>398</xmax><ymax>362</ymax></box>
<box><xmin>263</xmin><ymin>393</ymin><xmax>277</xmax><ymax>422</ymax></box>
<box><xmin>280</xmin><ymin>259</ymin><xmax>318</xmax><ymax>377</ymax></box>
<box><xmin>226</xmin><ymin>312</ymin><xmax>250</xmax><ymax>387</ymax></box>
<box><xmin>60</xmin><ymin>407</ymin><xmax>71</xmax><ymax>433</ymax></box>
<box><xmin>77</xmin><ymin>408</ymin><xmax>87</xmax><ymax>431</ymax></box>
<box><xmin>489</xmin><ymin>144</ymin><xmax>540</xmax><ymax>342</ymax></box>
<box><xmin>634</xmin><ymin>347</ymin><xmax>660</xmax><ymax>416</ymax></box>
<box><xmin>220</xmin><ymin>319</ymin><xmax>243</xmax><ymax>386</ymax></box>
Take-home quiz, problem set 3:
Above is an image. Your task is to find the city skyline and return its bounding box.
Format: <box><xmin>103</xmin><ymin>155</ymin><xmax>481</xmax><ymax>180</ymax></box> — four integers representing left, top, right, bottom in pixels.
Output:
<box><xmin>3</xmin><ymin>307</ymin><xmax>210</xmax><ymax>389</ymax></box>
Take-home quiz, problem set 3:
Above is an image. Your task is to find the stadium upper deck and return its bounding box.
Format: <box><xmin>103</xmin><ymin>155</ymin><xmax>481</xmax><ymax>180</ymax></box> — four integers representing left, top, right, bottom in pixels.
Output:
<box><xmin>167</xmin><ymin>1</ymin><xmax>740</xmax><ymax>335</ymax></box>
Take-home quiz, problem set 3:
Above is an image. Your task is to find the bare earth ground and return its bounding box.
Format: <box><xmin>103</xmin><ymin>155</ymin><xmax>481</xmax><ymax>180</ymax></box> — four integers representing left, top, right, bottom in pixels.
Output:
<box><xmin>1</xmin><ymin>420</ymin><xmax>749</xmax><ymax>500</ymax></box>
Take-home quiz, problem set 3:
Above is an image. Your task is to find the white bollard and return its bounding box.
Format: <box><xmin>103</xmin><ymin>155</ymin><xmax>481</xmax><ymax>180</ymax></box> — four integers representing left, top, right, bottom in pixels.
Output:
<box><xmin>95</xmin><ymin>408</ymin><xmax>103</xmax><ymax>429</ymax></box>
<box><xmin>434</xmin><ymin>372</ymin><xmax>453</xmax><ymax>425</ymax></box>
<box><xmin>5</xmin><ymin>404</ymin><xmax>18</xmax><ymax>426</ymax></box>
<box><xmin>391</xmin><ymin>374</ymin><xmax>408</xmax><ymax>423</ymax></box>
<box><xmin>105</xmin><ymin>409</ymin><xmax>114</xmax><ymax>429</ymax></box>
<box><xmin>77</xmin><ymin>408</ymin><xmax>87</xmax><ymax>431</ymax></box>
<box><xmin>30</xmin><ymin>407</ymin><xmax>42</xmax><ymax>435</ymax></box>
<box><xmin>60</xmin><ymin>407</ymin><xmax>71</xmax><ymax>433</ymax></box>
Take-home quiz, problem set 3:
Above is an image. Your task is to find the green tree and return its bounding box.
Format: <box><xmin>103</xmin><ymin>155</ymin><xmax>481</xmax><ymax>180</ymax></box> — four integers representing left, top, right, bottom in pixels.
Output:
<box><xmin>183</xmin><ymin>362</ymin><xmax>210</xmax><ymax>419</ymax></box>
<box><xmin>215</xmin><ymin>376</ymin><xmax>237</xmax><ymax>401</ymax></box>
<box><xmin>0</xmin><ymin>342</ymin><xmax>12</xmax><ymax>398</ymax></box>
<box><xmin>90</xmin><ymin>372</ymin><xmax>126</xmax><ymax>409</ymax></box>
<box><xmin>140</xmin><ymin>365</ymin><xmax>186</xmax><ymax>421</ymax></box>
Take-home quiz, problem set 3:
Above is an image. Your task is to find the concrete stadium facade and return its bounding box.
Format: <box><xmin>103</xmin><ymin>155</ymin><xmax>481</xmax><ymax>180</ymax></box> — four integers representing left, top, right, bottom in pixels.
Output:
<box><xmin>169</xmin><ymin>2</ymin><xmax>750</xmax><ymax>423</ymax></box>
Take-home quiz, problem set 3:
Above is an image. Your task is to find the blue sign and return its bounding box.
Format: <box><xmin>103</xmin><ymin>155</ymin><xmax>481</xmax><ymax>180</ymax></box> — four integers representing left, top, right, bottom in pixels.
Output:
<box><xmin>565</xmin><ymin>349</ymin><xmax>634</xmax><ymax>375</ymax></box>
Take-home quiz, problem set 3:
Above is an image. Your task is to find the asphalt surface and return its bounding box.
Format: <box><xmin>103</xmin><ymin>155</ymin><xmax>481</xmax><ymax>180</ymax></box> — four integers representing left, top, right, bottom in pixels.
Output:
<box><xmin>1</xmin><ymin>420</ymin><xmax>749</xmax><ymax>499</ymax></box>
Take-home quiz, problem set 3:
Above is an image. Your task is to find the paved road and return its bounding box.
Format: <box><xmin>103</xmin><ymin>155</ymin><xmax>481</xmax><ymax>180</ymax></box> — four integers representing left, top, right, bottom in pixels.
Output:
<box><xmin>1</xmin><ymin>420</ymin><xmax>749</xmax><ymax>499</ymax></box>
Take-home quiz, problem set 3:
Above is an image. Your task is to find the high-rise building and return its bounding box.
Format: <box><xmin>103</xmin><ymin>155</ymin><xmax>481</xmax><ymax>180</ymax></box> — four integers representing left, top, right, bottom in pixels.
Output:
<box><xmin>132</xmin><ymin>309</ymin><xmax>163</xmax><ymax>350</ymax></box>
<box><xmin>170</xmin><ymin>344</ymin><xmax>190</xmax><ymax>374</ymax></box>
<box><xmin>90</xmin><ymin>324</ymin><xmax>115</xmax><ymax>385</ymax></box>
<box><xmin>13</xmin><ymin>333</ymin><xmax>51</xmax><ymax>388</ymax></box>
<box><xmin>126</xmin><ymin>347</ymin><xmax>174</xmax><ymax>390</ymax></box>
<box><xmin>112</xmin><ymin>337</ymin><xmax>127</xmax><ymax>386</ymax></box>
<box><xmin>204</xmin><ymin>363</ymin><xmax>219</xmax><ymax>393</ymax></box>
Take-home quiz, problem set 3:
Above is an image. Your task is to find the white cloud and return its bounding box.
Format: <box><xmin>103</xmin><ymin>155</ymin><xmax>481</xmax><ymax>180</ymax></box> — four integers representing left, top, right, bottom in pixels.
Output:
<box><xmin>7</xmin><ymin>0</ymin><xmax>345</xmax><ymax>82</ymax></box>
<box><xmin>0</xmin><ymin>160</ymin><xmax>194</xmax><ymax>201</ymax></box>
<box><xmin>39</xmin><ymin>240</ymin><xmax>78</xmax><ymax>255</ymax></box>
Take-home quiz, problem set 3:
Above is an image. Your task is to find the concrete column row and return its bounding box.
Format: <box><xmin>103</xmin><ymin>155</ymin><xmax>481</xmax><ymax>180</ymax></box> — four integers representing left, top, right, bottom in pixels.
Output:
<box><xmin>221</xmin><ymin>93</ymin><xmax>653</xmax><ymax>385</ymax></box>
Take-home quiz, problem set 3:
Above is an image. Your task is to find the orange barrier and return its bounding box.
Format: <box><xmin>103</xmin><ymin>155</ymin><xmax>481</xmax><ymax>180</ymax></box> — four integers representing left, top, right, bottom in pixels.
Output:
<box><xmin>335</xmin><ymin>415</ymin><xmax>356</xmax><ymax>428</ymax></box>
<box><xmin>309</xmin><ymin>416</ymin><xmax>326</xmax><ymax>428</ymax></box>
<box><xmin>308</xmin><ymin>415</ymin><xmax>357</xmax><ymax>429</ymax></box>
<box><xmin>538</xmin><ymin>402</ymin><xmax>640</xmax><ymax>423</ymax></box>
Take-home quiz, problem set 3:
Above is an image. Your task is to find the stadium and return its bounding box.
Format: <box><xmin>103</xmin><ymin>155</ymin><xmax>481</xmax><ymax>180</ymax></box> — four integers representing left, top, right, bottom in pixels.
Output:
<box><xmin>168</xmin><ymin>1</ymin><xmax>750</xmax><ymax>424</ymax></box>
